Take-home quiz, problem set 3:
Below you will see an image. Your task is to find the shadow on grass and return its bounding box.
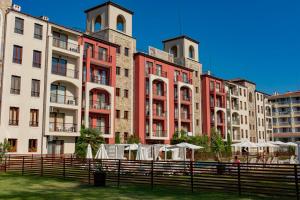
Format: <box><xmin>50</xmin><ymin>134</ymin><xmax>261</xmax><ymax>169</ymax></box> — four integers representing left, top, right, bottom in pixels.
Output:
<box><xmin>0</xmin><ymin>173</ymin><xmax>271</xmax><ymax>200</ymax></box>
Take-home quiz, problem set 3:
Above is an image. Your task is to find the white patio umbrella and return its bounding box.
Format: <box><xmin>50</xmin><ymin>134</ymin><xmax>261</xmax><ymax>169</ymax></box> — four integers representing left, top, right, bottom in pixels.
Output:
<box><xmin>125</xmin><ymin>143</ymin><xmax>139</xmax><ymax>160</ymax></box>
<box><xmin>86</xmin><ymin>144</ymin><xmax>93</xmax><ymax>159</ymax></box>
<box><xmin>95</xmin><ymin>144</ymin><xmax>109</xmax><ymax>159</ymax></box>
<box><xmin>159</xmin><ymin>144</ymin><xmax>173</xmax><ymax>160</ymax></box>
<box><xmin>286</xmin><ymin>142</ymin><xmax>297</xmax><ymax>147</ymax></box>
<box><xmin>256</xmin><ymin>141</ymin><xmax>277</xmax><ymax>148</ymax></box>
<box><xmin>170</xmin><ymin>142</ymin><xmax>203</xmax><ymax>161</ymax></box>
<box><xmin>232</xmin><ymin>141</ymin><xmax>258</xmax><ymax>148</ymax></box>
<box><xmin>270</xmin><ymin>141</ymin><xmax>287</xmax><ymax>146</ymax></box>
<box><xmin>136</xmin><ymin>144</ymin><xmax>145</xmax><ymax>160</ymax></box>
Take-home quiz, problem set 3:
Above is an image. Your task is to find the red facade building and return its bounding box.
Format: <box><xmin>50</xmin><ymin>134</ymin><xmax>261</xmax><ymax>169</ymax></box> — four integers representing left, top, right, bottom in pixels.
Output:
<box><xmin>80</xmin><ymin>35</ymin><xmax>118</xmax><ymax>143</ymax></box>
<box><xmin>201</xmin><ymin>74</ymin><xmax>226</xmax><ymax>138</ymax></box>
<box><xmin>134</xmin><ymin>52</ymin><xmax>195</xmax><ymax>144</ymax></box>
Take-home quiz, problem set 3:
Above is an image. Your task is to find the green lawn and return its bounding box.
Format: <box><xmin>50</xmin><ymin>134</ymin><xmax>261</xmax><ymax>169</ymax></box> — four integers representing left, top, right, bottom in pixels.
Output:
<box><xmin>0</xmin><ymin>173</ymin><xmax>270</xmax><ymax>200</ymax></box>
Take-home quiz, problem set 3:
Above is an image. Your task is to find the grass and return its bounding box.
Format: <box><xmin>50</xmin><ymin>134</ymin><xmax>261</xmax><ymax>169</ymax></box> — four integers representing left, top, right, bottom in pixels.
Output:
<box><xmin>0</xmin><ymin>173</ymin><xmax>272</xmax><ymax>200</ymax></box>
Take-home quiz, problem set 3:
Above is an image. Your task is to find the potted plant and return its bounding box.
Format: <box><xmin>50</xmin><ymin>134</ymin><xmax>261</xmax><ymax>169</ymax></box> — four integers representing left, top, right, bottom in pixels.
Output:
<box><xmin>94</xmin><ymin>164</ymin><xmax>106</xmax><ymax>187</ymax></box>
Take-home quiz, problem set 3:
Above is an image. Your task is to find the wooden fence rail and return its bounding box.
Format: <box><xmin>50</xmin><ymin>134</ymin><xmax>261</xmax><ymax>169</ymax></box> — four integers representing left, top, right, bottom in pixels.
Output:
<box><xmin>1</xmin><ymin>155</ymin><xmax>299</xmax><ymax>199</ymax></box>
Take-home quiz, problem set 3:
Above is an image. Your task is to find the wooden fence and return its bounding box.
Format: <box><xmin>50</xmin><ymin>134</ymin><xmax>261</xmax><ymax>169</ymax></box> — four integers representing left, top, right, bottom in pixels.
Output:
<box><xmin>1</xmin><ymin>155</ymin><xmax>299</xmax><ymax>199</ymax></box>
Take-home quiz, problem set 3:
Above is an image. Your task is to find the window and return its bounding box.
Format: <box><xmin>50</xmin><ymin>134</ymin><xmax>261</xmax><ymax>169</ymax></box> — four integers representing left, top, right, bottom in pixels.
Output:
<box><xmin>124</xmin><ymin>89</ymin><xmax>129</xmax><ymax>98</ymax></box>
<box><xmin>244</xmin><ymin>102</ymin><xmax>247</xmax><ymax>110</ymax></box>
<box><xmin>240</xmin><ymin>101</ymin><xmax>242</xmax><ymax>109</ymax></box>
<box><xmin>31</xmin><ymin>79</ymin><xmax>40</xmax><ymax>97</ymax></box>
<box><xmin>14</xmin><ymin>17</ymin><xmax>24</xmax><ymax>34</ymax></box>
<box><xmin>196</xmin><ymin>87</ymin><xmax>199</xmax><ymax>93</ymax></box>
<box><xmin>170</xmin><ymin>46</ymin><xmax>178</xmax><ymax>57</ymax></box>
<box><xmin>8</xmin><ymin>139</ymin><xmax>17</xmax><ymax>152</ymax></box>
<box><xmin>116</xmin><ymin>88</ymin><xmax>120</xmax><ymax>96</ymax></box>
<box><xmin>196</xmin><ymin>119</ymin><xmax>199</xmax><ymax>126</ymax></box>
<box><xmin>29</xmin><ymin>109</ymin><xmax>39</xmax><ymax>127</ymax></box>
<box><xmin>124</xmin><ymin>47</ymin><xmax>129</xmax><ymax>56</ymax></box>
<box><xmin>28</xmin><ymin>139</ymin><xmax>37</xmax><ymax>152</ymax></box>
<box><xmin>245</xmin><ymin>116</ymin><xmax>248</xmax><ymax>124</ymax></box>
<box><xmin>249</xmin><ymin>92</ymin><xmax>253</xmax><ymax>102</ymax></box>
<box><xmin>98</xmin><ymin>47</ymin><xmax>108</xmax><ymax>61</ymax></box>
<box><xmin>116</xmin><ymin>67</ymin><xmax>121</xmax><ymax>75</ymax></box>
<box><xmin>11</xmin><ymin>75</ymin><xmax>21</xmax><ymax>95</ymax></box>
<box><xmin>33</xmin><ymin>50</ymin><xmax>41</xmax><ymax>68</ymax></box>
<box><xmin>117</xmin><ymin>15</ymin><xmax>125</xmax><ymax>32</ymax></box>
<box><xmin>196</xmin><ymin>103</ymin><xmax>199</xmax><ymax>110</ymax></box>
<box><xmin>53</xmin><ymin>31</ymin><xmax>67</xmax><ymax>49</ymax></box>
<box><xmin>13</xmin><ymin>45</ymin><xmax>22</xmax><ymax>64</ymax></box>
<box><xmin>34</xmin><ymin>23</ymin><xmax>43</xmax><ymax>39</ymax></box>
<box><xmin>244</xmin><ymin>89</ymin><xmax>246</xmax><ymax>97</ymax></box>
<box><xmin>189</xmin><ymin>46</ymin><xmax>195</xmax><ymax>59</ymax></box>
<box><xmin>52</xmin><ymin>57</ymin><xmax>68</xmax><ymax>77</ymax></box>
<box><xmin>94</xmin><ymin>15</ymin><xmax>102</xmax><ymax>31</ymax></box>
<box><xmin>239</xmin><ymin>88</ymin><xmax>242</xmax><ymax>96</ymax></box>
<box><xmin>116</xmin><ymin>110</ymin><xmax>120</xmax><ymax>118</ymax></box>
<box><xmin>124</xmin><ymin>69</ymin><xmax>129</xmax><ymax>77</ymax></box>
<box><xmin>116</xmin><ymin>46</ymin><xmax>121</xmax><ymax>54</ymax></box>
<box><xmin>241</xmin><ymin>115</ymin><xmax>243</xmax><ymax>124</ymax></box>
<box><xmin>9</xmin><ymin>107</ymin><xmax>19</xmax><ymax>126</ymax></box>
<box><xmin>124</xmin><ymin>111</ymin><xmax>129</xmax><ymax>119</ymax></box>
<box><xmin>84</xmin><ymin>42</ymin><xmax>94</xmax><ymax>57</ymax></box>
<box><xmin>195</xmin><ymin>71</ymin><xmax>198</xmax><ymax>77</ymax></box>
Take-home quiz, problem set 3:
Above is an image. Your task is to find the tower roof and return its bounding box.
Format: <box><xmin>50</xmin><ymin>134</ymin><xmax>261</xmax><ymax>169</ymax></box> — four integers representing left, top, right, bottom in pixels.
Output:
<box><xmin>162</xmin><ymin>35</ymin><xmax>199</xmax><ymax>44</ymax></box>
<box><xmin>84</xmin><ymin>1</ymin><xmax>134</xmax><ymax>15</ymax></box>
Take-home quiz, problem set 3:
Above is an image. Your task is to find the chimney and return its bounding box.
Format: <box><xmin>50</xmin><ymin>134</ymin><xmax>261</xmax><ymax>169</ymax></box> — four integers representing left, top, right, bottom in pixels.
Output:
<box><xmin>40</xmin><ymin>16</ymin><xmax>49</xmax><ymax>21</ymax></box>
<box><xmin>12</xmin><ymin>4</ymin><xmax>21</xmax><ymax>12</ymax></box>
<box><xmin>207</xmin><ymin>70</ymin><xmax>211</xmax><ymax>75</ymax></box>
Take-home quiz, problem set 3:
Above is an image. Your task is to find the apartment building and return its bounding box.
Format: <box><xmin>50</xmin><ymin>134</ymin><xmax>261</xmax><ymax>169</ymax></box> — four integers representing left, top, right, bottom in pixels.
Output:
<box><xmin>80</xmin><ymin>34</ymin><xmax>118</xmax><ymax>144</ymax></box>
<box><xmin>269</xmin><ymin>91</ymin><xmax>300</xmax><ymax>142</ymax></box>
<box><xmin>85</xmin><ymin>2</ymin><xmax>136</xmax><ymax>143</ymax></box>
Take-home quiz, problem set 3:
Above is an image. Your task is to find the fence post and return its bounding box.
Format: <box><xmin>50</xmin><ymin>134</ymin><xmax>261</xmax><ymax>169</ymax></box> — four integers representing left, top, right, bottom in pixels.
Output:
<box><xmin>238</xmin><ymin>163</ymin><xmax>241</xmax><ymax>196</ymax></box>
<box><xmin>88</xmin><ymin>159</ymin><xmax>91</xmax><ymax>185</ymax></box>
<box><xmin>40</xmin><ymin>156</ymin><xmax>43</xmax><ymax>176</ymax></box>
<box><xmin>22</xmin><ymin>156</ymin><xmax>25</xmax><ymax>176</ymax></box>
<box><xmin>63</xmin><ymin>158</ymin><xmax>66</xmax><ymax>179</ymax></box>
<box><xmin>294</xmin><ymin>165</ymin><xmax>299</xmax><ymax>200</ymax></box>
<box><xmin>151</xmin><ymin>160</ymin><xmax>154</xmax><ymax>190</ymax></box>
<box><xmin>190</xmin><ymin>161</ymin><xmax>194</xmax><ymax>192</ymax></box>
<box><xmin>117</xmin><ymin>159</ymin><xmax>121</xmax><ymax>187</ymax></box>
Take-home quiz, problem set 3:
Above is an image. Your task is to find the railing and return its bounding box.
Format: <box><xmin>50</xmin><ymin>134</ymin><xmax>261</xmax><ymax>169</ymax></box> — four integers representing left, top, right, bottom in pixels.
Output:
<box><xmin>293</xmin><ymin>111</ymin><xmax>300</xmax><ymax>115</ymax></box>
<box><xmin>3</xmin><ymin>156</ymin><xmax>300</xmax><ymax>199</ymax></box>
<box><xmin>50</xmin><ymin>94</ymin><xmax>78</xmax><ymax>106</ymax></box>
<box><xmin>153</xmin><ymin>90</ymin><xmax>166</xmax><ymax>97</ymax></box>
<box><xmin>278</xmin><ymin>122</ymin><xmax>290</xmax><ymax>126</ymax></box>
<box><xmin>51</xmin><ymin>64</ymin><xmax>79</xmax><ymax>79</ymax></box>
<box><xmin>174</xmin><ymin>75</ymin><xmax>192</xmax><ymax>84</ymax></box>
<box><xmin>147</xmin><ymin>130</ymin><xmax>167</xmax><ymax>137</ymax></box>
<box><xmin>230</xmin><ymin>90</ymin><xmax>239</xmax><ymax>96</ymax></box>
<box><xmin>10</xmin><ymin>88</ymin><xmax>20</xmax><ymax>95</ymax></box>
<box><xmin>49</xmin><ymin>122</ymin><xmax>77</xmax><ymax>132</ymax></box>
<box><xmin>181</xmin><ymin>113</ymin><xmax>192</xmax><ymax>120</ymax></box>
<box><xmin>232</xmin><ymin>120</ymin><xmax>240</xmax><ymax>126</ymax></box>
<box><xmin>14</xmin><ymin>27</ymin><xmax>24</xmax><ymax>34</ymax></box>
<box><xmin>294</xmin><ymin>121</ymin><xmax>300</xmax><ymax>125</ymax></box>
<box><xmin>88</xmin><ymin>50</ymin><xmax>112</xmax><ymax>63</ymax></box>
<box><xmin>146</xmin><ymin>67</ymin><xmax>168</xmax><ymax>78</ymax></box>
<box><xmin>9</xmin><ymin>120</ymin><xmax>19</xmax><ymax>126</ymax></box>
<box><xmin>182</xmin><ymin>95</ymin><xmax>191</xmax><ymax>101</ymax></box>
<box><xmin>89</xmin><ymin>100</ymin><xmax>110</xmax><ymax>110</ymax></box>
<box><xmin>13</xmin><ymin>57</ymin><xmax>22</xmax><ymax>64</ymax></box>
<box><xmin>152</xmin><ymin>109</ymin><xmax>167</xmax><ymax>117</ymax></box>
<box><xmin>29</xmin><ymin>121</ymin><xmax>39</xmax><ymax>127</ymax></box>
<box><xmin>278</xmin><ymin>111</ymin><xmax>290</xmax><ymax>115</ymax></box>
<box><xmin>232</xmin><ymin>104</ymin><xmax>239</xmax><ymax>110</ymax></box>
<box><xmin>89</xmin><ymin>125</ymin><xmax>110</xmax><ymax>135</ymax></box>
<box><xmin>31</xmin><ymin>91</ymin><xmax>40</xmax><ymax>97</ymax></box>
<box><xmin>90</xmin><ymin>76</ymin><xmax>110</xmax><ymax>86</ymax></box>
<box><xmin>292</xmin><ymin>100</ymin><xmax>300</xmax><ymax>104</ymax></box>
<box><xmin>32</xmin><ymin>61</ymin><xmax>41</xmax><ymax>68</ymax></box>
<box><xmin>52</xmin><ymin>37</ymin><xmax>80</xmax><ymax>53</ymax></box>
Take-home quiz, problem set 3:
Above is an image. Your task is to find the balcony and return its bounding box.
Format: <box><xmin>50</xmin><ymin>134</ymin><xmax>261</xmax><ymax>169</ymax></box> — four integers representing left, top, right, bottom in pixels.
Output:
<box><xmin>51</xmin><ymin>64</ymin><xmax>79</xmax><ymax>79</ymax></box>
<box><xmin>29</xmin><ymin>121</ymin><xmax>39</xmax><ymax>127</ymax></box>
<box><xmin>52</xmin><ymin>37</ymin><xmax>80</xmax><ymax>53</ymax></box>
<box><xmin>232</xmin><ymin>104</ymin><xmax>239</xmax><ymax>111</ymax></box>
<box><xmin>89</xmin><ymin>100</ymin><xmax>110</xmax><ymax>110</ymax></box>
<box><xmin>90</xmin><ymin>76</ymin><xmax>110</xmax><ymax>86</ymax></box>
<box><xmin>182</xmin><ymin>95</ymin><xmax>191</xmax><ymax>102</ymax></box>
<box><xmin>89</xmin><ymin>125</ymin><xmax>110</xmax><ymax>135</ymax></box>
<box><xmin>293</xmin><ymin>111</ymin><xmax>300</xmax><ymax>116</ymax></box>
<box><xmin>49</xmin><ymin>122</ymin><xmax>77</xmax><ymax>133</ymax></box>
<box><xmin>232</xmin><ymin>120</ymin><xmax>240</xmax><ymax>126</ymax></box>
<box><xmin>174</xmin><ymin>75</ymin><xmax>192</xmax><ymax>84</ymax></box>
<box><xmin>147</xmin><ymin>130</ymin><xmax>167</xmax><ymax>138</ymax></box>
<box><xmin>50</xmin><ymin>94</ymin><xmax>78</xmax><ymax>106</ymax></box>
<box><xmin>146</xmin><ymin>67</ymin><xmax>167</xmax><ymax>78</ymax></box>
<box><xmin>86</xmin><ymin>50</ymin><xmax>112</xmax><ymax>63</ymax></box>
<box><xmin>9</xmin><ymin>120</ymin><xmax>19</xmax><ymax>126</ymax></box>
<box><xmin>181</xmin><ymin>113</ymin><xmax>192</xmax><ymax>121</ymax></box>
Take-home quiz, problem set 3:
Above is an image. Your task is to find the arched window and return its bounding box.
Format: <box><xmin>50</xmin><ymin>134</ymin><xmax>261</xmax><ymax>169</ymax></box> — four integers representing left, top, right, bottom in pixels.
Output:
<box><xmin>94</xmin><ymin>15</ymin><xmax>102</xmax><ymax>31</ymax></box>
<box><xmin>189</xmin><ymin>46</ymin><xmax>195</xmax><ymax>59</ymax></box>
<box><xmin>116</xmin><ymin>15</ymin><xmax>125</xmax><ymax>32</ymax></box>
<box><xmin>170</xmin><ymin>46</ymin><xmax>178</xmax><ymax>58</ymax></box>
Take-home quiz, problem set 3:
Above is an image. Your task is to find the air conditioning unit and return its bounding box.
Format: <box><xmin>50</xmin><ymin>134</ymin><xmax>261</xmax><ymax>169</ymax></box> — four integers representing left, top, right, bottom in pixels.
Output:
<box><xmin>40</xmin><ymin>16</ymin><xmax>49</xmax><ymax>21</ymax></box>
<box><xmin>12</xmin><ymin>4</ymin><xmax>21</xmax><ymax>12</ymax></box>
<box><xmin>67</xmin><ymin>100</ymin><xmax>75</xmax><ymax>105</ymax></box>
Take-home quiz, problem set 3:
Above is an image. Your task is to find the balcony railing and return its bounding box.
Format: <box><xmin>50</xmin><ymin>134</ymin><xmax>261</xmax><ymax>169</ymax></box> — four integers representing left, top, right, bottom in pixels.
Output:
<box><xmin>174</xmin><ymin>75</ymin><xmax>192</xmax><ymax>84</ymax></box>
<box><xmin>52</xmin><ymin>37</ymin><xmax>80</xmax><ymax>53</ymax></box>
<box><xmin>278</xmin><ymin>111</ymin><xmax>290</xmax><ymax>115</ymax></box>
<box><xmin>293</xmin><ymin>111</ymin><xmax>300</xmax><ymax>115</ymax></box>
<box><xmin>31</xmin><ymin>91</ymin><xmax>40</xmax><ymax>97</ymax></box>
<box><xmin>147</xmin><ymin>130</ymin><xmax>167</xmax><ymax>138</ymax></box>
<box><xmin>29</xmin><ymin>121</ymin><xmax>39</xmax><ymax>127</ymax></box>
<box><xmin>182</xmin><ymin>95</ymin><xmax>191</xmax><ymax>101</ymax></box>
<box><xmin>146</xmin><ymin>67</ymin><xmax>167</xmax><ymax>78</ymax></box>
<box><xmin>51</xmin><ymin>64</ymin><xmax>79</xmax><ymax>79</ymax></box>
<box><xmin>89</xmin><ymin>100</ymin><xmax>111</xmax><ymax>110</ymax></box>
<box><xmin>10</xmin><ymin>88</ymin><xmax>20</xmax><ymax>95</ymax></box>
<box><xmin>153</xmin><ymin>90</ymin><xmax>166</xmax><ymax>97</ymax></box>
<box><xmin>90</xmin><ymin>76</ymin><xmax>110</xmax><ymax>86</ymax></box>
<box><xmin>9</xmin><ymin>120</ymin><xmax>19</xmax><ymax>126</ymax></box>
<box><xmin>89</xmin><ymin>125</ymin><xmax>110</xmax><ymax>135</ymax></box>
<box><xmin>292</xmin><ymin>100</ymin><xmax>300</xmax><ymax>104</ymax></box>
<box><xmin>278</xmin><ymin>122</ymin><xmax>290</xmax><ymax>126</ymax></box>
<box><xmin>232</xmin><ymin>120</ymin><xmax>240</xmax><ymax>125</ymax></box>
<box><xmin>232</xmin><ymin>104</ymin><xmax>239</xmax><ymax>110</ymax></box>
<box><xmin>50</xmin><ymin>94</ymin><xmax>78</xmax><ymax>106</ymax></box>
<box><xmin>181</xmin><ymin>113</ymin><xmax>192</xmax><ymax>120</ymax></box>
<box><xmin>49</xmin><ymin>122</ymin><xmax>77</xmax><ymax>132</ymax></box>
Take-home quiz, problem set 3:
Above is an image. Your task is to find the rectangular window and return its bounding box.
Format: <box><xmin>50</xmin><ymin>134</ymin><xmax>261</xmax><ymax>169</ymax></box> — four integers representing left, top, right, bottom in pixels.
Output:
<box><xmin>9</xmin><ymin>107</ymin><xmax>19</xmax><ymax>126</ymax></box>
<box><xmin>196</xmin><ymin>119</ymin><xmax>199</xmax><ymax>126</ymax></box>
<box><xmin>124</xmin><ymin>111</ymin><xmax>129</xmax><ymax>119</ymax></box>
<box><xmin>33</xmin><ymin>50</ymin><xmax>42</xmax><ymax>68</ymax></box>
<box><xmin>8</xmin><ymin>139</ymin><xmax>17</xmax><ymax>152</ymax></box>
<box><xmin>124</xmin><ymin>69</ymin><xmax>129</xmax><ymax>77</ymax></box>
<box><xmin>196</xmin><ymin>87</ymin><xmax>199</xmax><ymax>93</ymax></box>
<box><xmin>31</xmin><ymin>79</ymin><xmax>40</xmax><ymax>97</ymax></box>
<box><xmin>116</xmin><ymin>46</ymin><xmax>121</xmax><ymax>54</ymax></box>
<box><xmin>53</xmin><ymin>31</ymin><xmax>68</xmax><ymax>49</ymax></box>
<box><xmin>52</xmin><ymin>57</ymin><xmax>68</xmax><ymax>77</ymax></box>
<box><xmin>116</xmin><ymin>110</ymin><xmax>120</xmax><ymax>119</ymax></box>
<box><xmin>116</xmin><ymin>67</ymin><xmax>121</xmax><ymax>75</ymax></box>
<box><xmin>124</xmin><ymin>89</ymin><xmax>129</xmax><ymax>98</ymax></box>
<box><xmin>195</xmin><ymin>71</ymin><xmax>198</xmax><ymax>77</ymax></box>
<box><xmin>13</xmin><ymin>45</ymin><xmax>23</xmax><ymax>64</ymax></box>
<box><xmin>34</xmin><ymin>23</ymin><xmax>43</xmax><ymax>39</ymax></box>
<box><xmin>239</xmin><ymin>88</ymin><xmax>242</xmax><ymax>96</ymax></box>
<box><xmin>28</xmin><ymin>139</ymin><xmax>37</xmax><ymax>152</ymax></box>
<box><xmin>98</xmin><ymin>47</ymin><xmax>108</xmax><ymax>61</ymax></box>
<box><xmin>84</xmin><ymin>42</ymin><xmax>94</xmax><ymax>58</ymax></box>
<box><xmin>11</xmin><ymin>75</ymin><xmax>21</xmax><ymax>94</ymax></box>
<box><xmin>14</xmin><ymin>17</ymin><xmax>24</xmax><ymax>34</ymax></box>
<box><xmin>124</xmin><ymin>47</ymin><xmax>129</xmax><ymax>56</ymax></box>
<box><xmin>30</xmin><ymin>109</ymin><xmax>39</xmax><ymax>127</ymax></box>
<box><xmin>116</xmin><ymin>88</ymin><xmax>120</xmax><ymax>96</ymax></box>
<box><xmin>196</xmin><ymin>103</ymin><xmax>199</xmax><ymax>110</ymax></box>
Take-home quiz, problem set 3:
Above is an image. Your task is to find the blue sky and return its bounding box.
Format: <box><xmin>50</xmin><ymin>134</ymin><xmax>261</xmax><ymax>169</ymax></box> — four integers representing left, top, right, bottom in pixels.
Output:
<box><xmin>15</xmin><ymin>0</ymin><xmax>300</xmax><ymax>94</ymax></box>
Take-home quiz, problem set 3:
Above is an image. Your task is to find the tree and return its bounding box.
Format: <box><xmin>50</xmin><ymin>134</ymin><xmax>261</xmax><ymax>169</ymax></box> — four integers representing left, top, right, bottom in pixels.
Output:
<box><xmin>0</xmin><ymin>139</ymin><xmax>10</xmax><ymax>162</ymax></box>
<box><xmin>75</xmin><ymin>128</ymin><xmax>104</xmax><ymax>158</ymax></box>
<box><xmin>115</xmin><ymin>132</ymin><xmax>121</xmax><ymax>144</ymax></box>
<box><xmin>127</xmin><ymin>135</ymin><xmax>140</xmax><ymax>144</ymax></box>
<box><xmin>210</xmin><ymin>128</ymin><xmax>225</xmax><ymax>162</ymax></box>
<box><xmin>224</xmin><ymin>133</ymin><xmax>232</xmax><ymax>157</ymax></box>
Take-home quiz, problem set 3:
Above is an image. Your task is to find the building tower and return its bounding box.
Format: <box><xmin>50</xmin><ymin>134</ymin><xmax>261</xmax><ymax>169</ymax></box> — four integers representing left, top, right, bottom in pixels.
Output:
<box><xmin>162</xmin><ymin>36</ymin><xmax>202</xmax><ymax>135</ymax></box>
<box><xmin>85</xmin><ymin>2</ymin><xmax>136</xmax><ymax>142</ymax></box>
